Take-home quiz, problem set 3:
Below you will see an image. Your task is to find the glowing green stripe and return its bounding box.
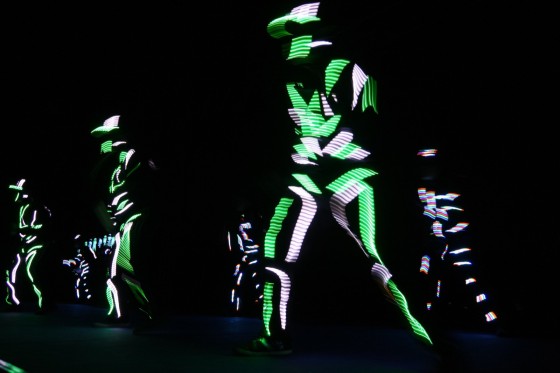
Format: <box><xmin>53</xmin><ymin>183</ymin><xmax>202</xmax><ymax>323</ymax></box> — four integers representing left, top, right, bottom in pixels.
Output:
<box><xmin>264</xmin><ymin>198</ymin><xmax>294</xmax><ymax>259</ymax></box>
<box><xmin>292</xmin><ymin>174</ymin><xmax>322</xmax><ymax>194</ymax></box>
<box><xmin>387</xmin><ymin>280</ymin><xmax>433</xmax><ymax>345</ymax></box>
<box><xmin>262</xmin><ymin>282</ymin><xmax>274</xmax><ymax>336</ymax></box>
<box><xmin>326</xmin><ymin>168</ymin><xmax>377</xmax><ymax>193</ymax></box>
<box><xmin>361</xmin><ymin>76</ymin><xmax>378</xmax><ymax>113</ymax></box>
<box><xmin>288</xmin><ymin>35</ymin><xmax>313</xmax><ymax>60</ymax></box>
<box><xmin>325</xmin><ymin>59</ymin><xmax>350</xmax><ymax>96</ymax></box>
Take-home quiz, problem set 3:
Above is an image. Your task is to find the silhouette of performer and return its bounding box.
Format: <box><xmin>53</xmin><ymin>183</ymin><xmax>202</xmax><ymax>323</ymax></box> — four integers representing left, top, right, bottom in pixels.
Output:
<box><xmin>62</xmin><ymin>233</ymin><xmax>114</xmax><ymax>304</ymax></box>
<box><xmin>227</xmin><ymin>212</ymin><xmax>264</xmax><ymax>316</ymax></box>
<box><xmin>3</xmin><ymin>178</ymin><xmax>54</xmax><ymax>313</ymax></box>
<box><xmin>415</xmin><ymin>148</ymin><xmax>498</xmax><ymax>328</ymax></box>
<box><xmin>90</xmin><ymin>115</ymin><xmax>156</xmax><ymax>327</ymax></box>
<box><xmin>235</xmin><ymin>2</ymin><xmax>431</xmax><ymax>356</ymax></box>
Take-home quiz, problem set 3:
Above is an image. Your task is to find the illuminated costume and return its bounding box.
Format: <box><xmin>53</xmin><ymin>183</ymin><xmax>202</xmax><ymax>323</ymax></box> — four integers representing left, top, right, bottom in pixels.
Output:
<box><xmin>4</xmin><ymin>179</ymin><xmax>53</xmax><ymax>313</ymax></box>
<box><xmin>415</xmin><ymin>148</ymin><xmax>498</xmax><ymax>330</ymax></box>
<box><xmin>227</xmin><ymin>213</ymin><xmax>263</xmax><ymax>315</ymax></box>
<box><xmin>235</xmin><ymin>2</ymin><xmax>431</xmax><ymax>356</ymax></box>
<box><xmin>63</xmin><ymin>233</ymin><xmax>114</xmax><ymax>304</ymax></box>
<box><xmin>90</xmin><ymin>115</ymin><xmax>155</xmax><ymax>327</ymax></box>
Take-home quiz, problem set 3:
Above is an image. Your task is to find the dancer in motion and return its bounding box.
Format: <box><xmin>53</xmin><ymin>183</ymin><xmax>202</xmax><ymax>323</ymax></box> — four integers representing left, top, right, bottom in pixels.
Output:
<box><xmin>3</xmin><ymin>178</ymin><xmax>54</xmax><ymax>314</ymax></box>
<box><xmin>90</xmin><ymin>115</ymin><xmax>157</xmax><ymax>328</ymax></box>
<box><xmin>227</xmin><ymin>212</ymin><xmax>264</xmax><ymax>316</ymax></box>
<box><xmin>415</xmin><ymin>148</ymin><xmax>498</xmax><ymax>329</ymax></box>
<box><xmin>235</xmin><ymin>2</ymin><xmax>431</xmax><ymax>356</ymax></box>
<box><xmin>62</xmin><ymin>233</ymin><xmax>115</xmax><ymax>304</ymax></box>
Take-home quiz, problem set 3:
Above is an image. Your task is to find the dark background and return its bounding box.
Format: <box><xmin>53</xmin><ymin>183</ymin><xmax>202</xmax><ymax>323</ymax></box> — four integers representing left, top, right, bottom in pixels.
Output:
<box><xmin>1</xmin><ymin>1</ymin><xmax>558</xmax><ymax>333</ymax></box>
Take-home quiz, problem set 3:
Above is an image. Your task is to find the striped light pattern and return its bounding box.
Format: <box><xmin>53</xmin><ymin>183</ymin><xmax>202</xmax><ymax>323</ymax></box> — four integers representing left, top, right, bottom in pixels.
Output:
<box><xmin>453</xmin><ymin>260</ymin><xmax>472</xmax><ymax>267</ymax></box>
<box><xmin>432</xmin><ymin>221</ymin><xmax>444</xmax><ymax>238</ymax></box>
<box><xmin>299</xmin><ymin>137</ymin><xmax>323</xmax><ymax>157</ymax></box>
<box><xmin>123</xmin><ymin>149</ymin><xmax>135</xmax><ymax>169</ymax></box>
<box><xmin>287</xmin><ymin>35</ymin><xmax>313</xmax><ymax>60</ymax></box>
<box><xmin>266</xmin><ymin>2</ymin><xmax>320</xmax><ymax>40</ymax></box>
<box><xmin>291</xmin><ymin>153</ymin><xmax>317</xmax><ymax>165</ymax></box>
<box><xmin>300</xmin><ymin>110</ymin><xmax>340</xmax><ymax>138</ymax></box>
<box><xmin>292</xmin><ymin>173</ymin><xmax>322</xmax><ymax>194</ymax></box>
<box><xmin>351</xmin><ymin>64</ymin><xmax>367</xmax><ymax>110</ymax></box>
<box><xmin>387</xmin><ymin>280</ymin><xmax>432</xmax><ymax>345</ymax></box>
<box><xmin>293</xmin><ymin>142</ymin><xmax>319</xmax><ymax>162</ymax></box>
<box><xmin>92</xmin><ymin>114</ymin><xmax>154</xmax><ymax>321</ymax></box>
<box><xmin>109</xmin><ymin>233</ymin><xmax>122</xmax><ymax>278</ymax></box>
<box><xmin>320</xmin><ymin>93</ymin><xmax>334</xmax><ymax>116</ymax></box>
<box><xmin>5</xmin><ymin>181</ymin><xmax>49</xmax><ymax>309</ymax></box>
<box><xmin>91</xmin><ymin>114</ymin><xmax>120</xmax><ymax>135</ymax></box>
<box><xmin>257</xmin><ymin>1</ymin><xmax>432</xmax><ymax>346</ymax></box>
<box><xmin>263</xmin><ymin>198</ymin><xmax>294</xmax><ymax>259</ymax></box>
<box><xmin>420</xmin><ymin>255</ymin><xmax>430</xmax><ymax>274</ymax></box>
<box><xmin>450</xmin><ymin>248</ymin><xmax>471</xmax><ymax>255</ymax></box>
<box><xmin>7</xmin><ymin>254</ymin><xmax>22</xmax><ymax>305</ymax></box>
<box><xmin>265</xmin><ymin>267</ymin><xmax>291</xmax><ymax>331</ymax></box>
<box><xmin>323</xmin><ymin>130</ymin><xmax>371</xmax><ymax>160</ymax></box>
<box><xmin>122</xmin><ymin>273</ymin><xmax>150</xmax><ymax>309</ymax></box>
<box><xmin>228</xmin><ymin>216</ymin><xmax>263</xmax><ymax>313</ymax></box>
<box><xmin>417</xmin><ymin>148</ymin><xmax>498</xmax><ymax>325</ymax></box>
<box><xmin>360</xmin><ymin>75</ymin><xmax>378</xmax><ymax>113</ymax></box>
<box><xmin>106</xmin><ymin>279</ymin><xmax>121</xmax><ymax>317</ymax></box>
<box><xmin>262</xmin><ymin>282</ymin><xmax>274</xmax><ymax>337</ymax></box>
<box><xmin>327</xmin><ymin>168</ymin><xmax>377</xmax><ymax>193</ymax></box>
<box><xmin>9</xmin><ymin>179</ymin><xmax>25</xmax><ymax>191</ymax></box>
<box><xmin>285</xmin><ymin>187</ymin><xmax>317</xmax><ymax>262</ymax></box>
<box><xmin>417</xmin><ymin>148</ymin><xmax>438</xmax><ymax>157</ymax></box>
<box><xmin>101</xmin><ymin>140</ymin><xmax>113</xmax><ymax>154</ymax></box>
<box><xmin>441</xmin><ymin>244</ymin><xmax>449</xmax><ymax>260</ymax></box>
<box><xmin>329</xmin><ymin>181</ymin><xmax>374</xmax><ymax>259</ymax></box>
<box><xmin>325</xmin><ymin>59</ymin><xmax>350</xmax><ymax>96</ymax></box>
<box><xmin>371</xmin><ymin>263</ymin><xmax>392</xmax><ymax>283</ymax></box>
<box><xmin>485</xmin><ymin>312</ymin><xmax>497</xmax><ymax>322</ymax></box>
<box><xmin>110</xmin><ymin>168</ymin><xmax>125</xmax><ymax>194</ymax></box>
<box><xmin>446</xmin><ymin>222</ymin><xmax>469</xmax><ymax>233</ymax></box>
<box><xmin>0</xmin><ymin>357</ymin><xmax>26</xmax><ymax>373</ymax></box>
<box><xmin>63</xmin><ymin>233</ymin><xmax>115</xmax><ymax>301</ymax></box>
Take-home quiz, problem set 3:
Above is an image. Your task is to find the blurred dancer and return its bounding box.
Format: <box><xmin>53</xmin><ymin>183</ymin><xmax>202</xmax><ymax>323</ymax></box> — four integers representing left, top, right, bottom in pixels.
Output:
<box><xmin>414</xmin><ymin>148</ymin><xmax>498</xmax><ymax>329</ymax></box>
<box><xmin>227</xmin><ymin>212</ymin><xmax>264</xmax><ymax>316</ymax></box>
<box><xmin>90</xmin><ymin>115</ymin><xmax>157</xmax><ymax>328</ymax></box>
<box><xmin>62</xmin><ymin>233</ymin><xmax>114</xmax><ymax>304</ymax></box>
<box><xmin>3</xmin><ymin>178</ymin><xmax>54</xmax><ymax>314</ymax></box>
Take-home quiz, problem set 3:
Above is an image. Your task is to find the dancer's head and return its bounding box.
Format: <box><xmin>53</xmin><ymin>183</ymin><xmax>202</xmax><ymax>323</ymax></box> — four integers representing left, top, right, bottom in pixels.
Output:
<box><xmin>8</xmin><ymin>178</ymin><xmax>30</xmax><ymax>203</ymax></box>
<box><xmin>91</xmin><ymin>115</ymin><xmax>127</xmax><ymax>154</ymax></box>
<box><xmin>267</xmin><ymin>2</ymin><xmax>332</xmax><ymax>62</ymax></box>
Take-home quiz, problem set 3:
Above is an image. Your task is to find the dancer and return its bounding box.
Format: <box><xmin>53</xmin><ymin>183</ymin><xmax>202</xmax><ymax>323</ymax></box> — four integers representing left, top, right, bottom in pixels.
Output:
<box><xmin>227</xmin><ymin>212</ymin><xmax>264</xmax><ymax>316</ymax></box>
<box><xmin>62</xmin><ymin>233</ymin><xmax>114</xmax><ymax>304</ymax></box>
<box><xmin>90</xmin><ymin>115</ymin><xmax>157</xmax><ymax>327</ymax></box>
<box><xmin>415</xmin><ymin>148</ymin><xmax>498</xmax><ymax>328</ymax></box>
<box><xmin>235</xmin><ymin>2</ymin><xmax>431</xmax><ymax>356</ymax></box>
<box><xmin>3</xmin><ymin>178</ymin><xmax>54</xmax><ymax>314</ymax></box>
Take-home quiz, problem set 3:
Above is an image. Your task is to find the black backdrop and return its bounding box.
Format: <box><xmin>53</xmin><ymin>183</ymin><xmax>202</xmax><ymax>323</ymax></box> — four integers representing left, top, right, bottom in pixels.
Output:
<box><xmin>1</xmin><ymin>1</ymin><xmax>558</xmax><ymax>334</ymax></box>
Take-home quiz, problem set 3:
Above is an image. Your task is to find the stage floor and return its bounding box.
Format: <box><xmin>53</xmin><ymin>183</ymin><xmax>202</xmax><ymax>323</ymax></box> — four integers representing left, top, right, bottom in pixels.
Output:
<box><xmin>0</xmin><ymin>303</ymin><xmax>554</xmax><ymax>373</ymax></box>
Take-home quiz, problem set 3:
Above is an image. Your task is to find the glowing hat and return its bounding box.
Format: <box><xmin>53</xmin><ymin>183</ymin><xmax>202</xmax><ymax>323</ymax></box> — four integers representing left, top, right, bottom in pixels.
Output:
<box><xmin>91</xmin><ymin>115</ymin><xmax>121</xmax><ymax>138</ymax></box>
<box><xmin>8</xmin><ymin>178</ymin><xmax>26</xmax><ymax>191</ymax></box>
<box><xmin>267</xmin><ymin>2</ymin><xmax>321</xmax><ymax>39</ymax></box>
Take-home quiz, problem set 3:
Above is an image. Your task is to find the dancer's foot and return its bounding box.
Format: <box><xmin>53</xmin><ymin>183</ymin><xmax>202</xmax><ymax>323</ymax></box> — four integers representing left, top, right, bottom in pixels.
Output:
<box><xmin>234</xmin><ymin>335</ymin><xmax>293</xmax><ymax>356</ymax></box>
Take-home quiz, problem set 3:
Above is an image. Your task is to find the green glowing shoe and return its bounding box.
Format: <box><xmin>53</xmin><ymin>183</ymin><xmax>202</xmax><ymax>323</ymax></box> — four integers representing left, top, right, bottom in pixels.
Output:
<box><xmin>234</xmin><ymin>336</ymin><xmax>293</xmax><ymax>356</ymax></box>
